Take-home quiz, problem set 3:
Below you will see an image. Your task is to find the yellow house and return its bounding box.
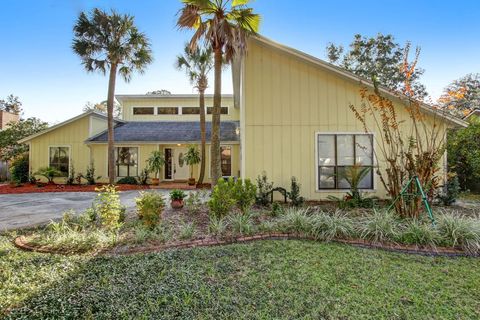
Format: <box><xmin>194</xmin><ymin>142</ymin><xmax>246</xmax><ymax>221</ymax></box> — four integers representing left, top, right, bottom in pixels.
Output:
<box><xmin>19</xmin><ymin>36</ymin><xmax>467</xmax><ymax>199</ymax></box>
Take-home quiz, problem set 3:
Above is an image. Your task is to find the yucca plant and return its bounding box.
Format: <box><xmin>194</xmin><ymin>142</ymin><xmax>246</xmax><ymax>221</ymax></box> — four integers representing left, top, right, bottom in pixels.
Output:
<box><xmin>311</xmin><ymin>210</ymin><xmax>355</xmax><ymax>241</ymax></box>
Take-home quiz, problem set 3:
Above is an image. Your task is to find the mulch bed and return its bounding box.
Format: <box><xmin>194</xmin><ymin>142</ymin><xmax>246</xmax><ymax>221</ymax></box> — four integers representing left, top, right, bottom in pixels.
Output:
<box><xmin>0</xmin><ymin>183</ymin><xmax>151</xmax><ymax>194</ymax></box>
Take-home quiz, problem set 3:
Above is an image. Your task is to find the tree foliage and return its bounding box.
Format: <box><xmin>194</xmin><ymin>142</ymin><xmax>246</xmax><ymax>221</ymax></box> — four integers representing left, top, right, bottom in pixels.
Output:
<box><xmin>83</xmin><ymin>100</ymin><xmax>122</xmax><ymax>118</ymax></box>
<box><xmin>438</xmin><ymin>73</ymin><xmax>480</xmax><ymax>118</ymax></box>
<box><xmin>327</xmin><ymin>33</ymin><xmax>427</xmax><ymax>99</ymax></box>
<box><xmin>0</xmin><ymin>94</ymin><xmax>23</xmax><ymax>115</ymax></box>
<box><xmin>447</xmin><ymin>122</ymin><xmax>480</xmax><ymax>190</ymax></box>
<box><xmin>0</xmin><ymin>117</ymin><xmax>48</xmax><ymax>161</ymax></box>
<box><xmin>146</xmin><ymin>89</ymin><xmax>171</xmax><ymax>95</ymax></box>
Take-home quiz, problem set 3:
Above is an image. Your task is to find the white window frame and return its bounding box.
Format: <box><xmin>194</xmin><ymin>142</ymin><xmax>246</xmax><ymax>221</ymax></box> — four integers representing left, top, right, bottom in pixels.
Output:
<box><xmin>105</xmin><ymin>145</ymin><xmax>141</xmax><ymax>178</ymax></box>
<box><xmin>314</xmin><ymin>132</ymin><xmax>376</xmax><ymax>192</ymax></box>
<box><xmin>48</xmin><ymin>145</ymin><xmax>71</xmax><ymax>177</ymax></box>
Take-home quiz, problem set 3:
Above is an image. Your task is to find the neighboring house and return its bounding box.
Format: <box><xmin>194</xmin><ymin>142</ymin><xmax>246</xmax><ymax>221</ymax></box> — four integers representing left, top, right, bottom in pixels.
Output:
<box><xmin>19</xmin><ymin>36</ymin><xmax>467</xmax><ymax>199</ymax></box>
<box><xmin>0</xmin><ymin>110</ymin><xmax>20</xmax><ymax>181</ymax></box>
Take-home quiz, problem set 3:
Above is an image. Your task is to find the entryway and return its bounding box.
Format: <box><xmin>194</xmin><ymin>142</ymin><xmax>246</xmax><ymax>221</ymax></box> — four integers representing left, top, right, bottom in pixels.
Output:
<box><xmin>164</xmin><ymin>147</ymin><xmax>189</xmax><ymax>181</ymax></box>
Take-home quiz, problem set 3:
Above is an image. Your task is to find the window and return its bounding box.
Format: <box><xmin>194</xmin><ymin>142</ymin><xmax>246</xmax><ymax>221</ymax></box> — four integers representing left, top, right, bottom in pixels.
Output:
<box><xmin>221</xmin><ymin>146</ymin><xmax>232</xmax><ymax>176</ymax></box>
<box><xmin>49</xmin><ymin>146</ymin><xmax>69</xmax><ymax>176</ymax></box>
<box><xmin>133</xmin><ymin>107</ymin><xmax>154</xmax><ymax>115</ymax></box>
<box><xmin>182</xmin><ymin>107</ymin><xmax>200</xmax><ymax>115</ymax></box>
<box><xmin>157</xmin><ymin>107</ymin><xmax>179</xmax><ymax>115</ymax></box>
<box><xmin>207</xmin><ymin>106</ymin><xmax>229</xmax><ymax>115</ymax></box>
<box><xmin>115</xmin><ymin>147</ymin><xmax>138</xmax><ymax>177</ymax></box>
<box><xmin>317</xmin><ymin>134</ymin><xmax>374</xmax><ymax>190</ymax></box>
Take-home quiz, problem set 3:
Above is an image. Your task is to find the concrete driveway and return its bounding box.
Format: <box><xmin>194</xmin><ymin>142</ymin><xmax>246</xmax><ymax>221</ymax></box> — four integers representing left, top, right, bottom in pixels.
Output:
<box><xmin>0</xmin><ymin>190</ymin><xmax>171</xmax><ymax>231</ymax></box>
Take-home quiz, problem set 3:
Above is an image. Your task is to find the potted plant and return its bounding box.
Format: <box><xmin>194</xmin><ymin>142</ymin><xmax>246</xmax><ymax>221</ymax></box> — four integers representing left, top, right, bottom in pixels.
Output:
<box><xmin>170</xmin><ymin>189</ymin><xmax>186</xmax><ymax>209</ymax></box>
<box><xmin>183</xmin><ymin>145</ymin><xmax>201</xmax><ymax>186</ymax></box>
<box><xmin>146</xmin><ymin>150</ymin><xmax>165</xmax><ymax>185</ymax></box>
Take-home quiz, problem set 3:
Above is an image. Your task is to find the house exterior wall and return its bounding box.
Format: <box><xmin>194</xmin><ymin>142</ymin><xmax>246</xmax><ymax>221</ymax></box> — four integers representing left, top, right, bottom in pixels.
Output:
<box><xmin>242</xmin><ymin>38</ymin><xmax>450</xmax><ymax>200</ymax></box>
<box><xmin>29</xmin><ymin>116</ymin><xmax>92</xmax><ymax>183</ymax></box>
<box><xmin>120</xmin><ymin>96</ymin><xmax>238</xmax><ymax>122</ymax></box>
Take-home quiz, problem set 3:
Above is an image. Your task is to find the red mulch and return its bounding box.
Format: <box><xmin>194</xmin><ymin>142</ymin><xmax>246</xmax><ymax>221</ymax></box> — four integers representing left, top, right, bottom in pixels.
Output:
<box><xmin>0</xmin><ymin>183</ymin><xmax>151</xmax><ymax>194</ymax></box>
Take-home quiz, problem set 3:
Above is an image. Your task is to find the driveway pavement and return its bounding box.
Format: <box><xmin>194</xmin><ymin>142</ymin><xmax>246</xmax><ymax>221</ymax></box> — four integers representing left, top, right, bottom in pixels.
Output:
<box><xmin>0</xmin><ymin>190</ymin><xmax>171</xmax><ymax>231</ymax></box>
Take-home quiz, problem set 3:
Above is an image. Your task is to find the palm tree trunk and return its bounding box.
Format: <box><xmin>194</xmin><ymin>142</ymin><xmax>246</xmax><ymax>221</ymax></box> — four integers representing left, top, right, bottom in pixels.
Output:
<box><xmin>210</xmin><ymin>47</ymin><xmax>223</xmax><ymax>187</ymax></box>
<box><xmin>197</xmin><ymin>88</ymin><xmax>207</xmax><ymax>185</ymax></box>
<box><xmin>107</xmin><ymin>63</ymin><xmax>118</xmax><ymax>184</ymax></box>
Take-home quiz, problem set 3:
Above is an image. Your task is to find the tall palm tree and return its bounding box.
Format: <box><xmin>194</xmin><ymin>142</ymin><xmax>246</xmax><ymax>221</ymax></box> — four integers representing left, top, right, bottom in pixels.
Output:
<box><xmin>176</xmin><ymin>44</ymin><xmax>213</xmax><ymax>185</ymax></box>
<box><xmin>72</xmin><ymin>8</ymin><xmax>153</xmax><ymax>184</ymax></box>
<box><xmin>177</xmin><ymin>0</ymin><xmax>260</xmax><ymax>186</ymax></box>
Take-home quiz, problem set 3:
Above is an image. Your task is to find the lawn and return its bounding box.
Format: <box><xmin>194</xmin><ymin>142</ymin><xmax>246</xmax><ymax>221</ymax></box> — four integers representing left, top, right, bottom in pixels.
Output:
<box><xmin>1</xmin><ymin>235</ymin><xmax>479</xmax><ymax>319</ymax></box>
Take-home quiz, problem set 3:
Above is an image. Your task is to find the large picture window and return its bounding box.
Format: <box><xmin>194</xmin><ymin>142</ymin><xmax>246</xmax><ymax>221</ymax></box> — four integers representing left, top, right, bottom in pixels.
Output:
<box><xmin>115</xmin><ymin>147</ymin><xmax>138</xmax><ymax>177</ymax></box>
<box><xmin>49</xmin><ymin>146</ymin><xmax>70</xmax><ymax>176</ymax></box>
<box><xmin>317</xmin><ymin>134</ymin><xmax>374</xmax><ymax>190</ymax></box>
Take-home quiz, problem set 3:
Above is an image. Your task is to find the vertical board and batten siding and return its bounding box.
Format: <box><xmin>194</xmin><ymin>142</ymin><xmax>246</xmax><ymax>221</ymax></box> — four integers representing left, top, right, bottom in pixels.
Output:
<box><xmin>243</xmin><ymin>38</ymin><xmax>449</xmax><ymax>200</ymax></box>
<box><xmin>29</xmin><ymin>116</ymin><xmax>92</xmax><ymax>183</ymax></box>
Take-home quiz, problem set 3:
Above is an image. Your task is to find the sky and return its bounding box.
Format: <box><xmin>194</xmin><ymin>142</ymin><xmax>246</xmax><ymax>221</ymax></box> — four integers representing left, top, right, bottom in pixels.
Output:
<box><xmin>0</xmin><ymin>0</ymin><xmax>479</xmax><ymax>123</ymax></box>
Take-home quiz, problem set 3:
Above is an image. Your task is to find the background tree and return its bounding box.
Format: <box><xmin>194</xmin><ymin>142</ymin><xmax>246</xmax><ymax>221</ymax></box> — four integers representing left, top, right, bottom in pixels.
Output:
<box><xmin>83</xmin><ymin>100</ymin><xmax>122</xmax><ymax>118</ymax></box>
<box><xmin>447</xmin><ymin>122</ymin><xmax>480</xmax><ymax>191</ymax></box>
<box><xmin>327</xmin><ymin>33</ymin><xmax>427</xmax><ymax>99</ymax></box>
<box><xmin>72</xmin><ymin>8</ymin><xmax>153</xmax><ymax>184</ymax></box>
<box><xmin>0</xmin><ymin>117</ymin><xmax>48</xmax><ymax>161</ymax></box>
<box><xmin>146</xmin><ymin>89</ymin><xmax>171</xmax><ymax>95</ymax></box>
<box><xmin>177</xmin><ymin>0</ymin><xmax>260</xmax><ymax>186</ymax></box>
<box><xmin>438</xmin><ymin>73</ymin><xmax>480</xmax><ymax>118</ymax></box>
<box><xmin>0</xmin><ymin>94</ymin><xmax>23</xmax><ymax>114</ymax></box>
<box><xmin>176</xmin><ymin>44</ymin><xmax>213</xmax><ymax>185</ymax></box>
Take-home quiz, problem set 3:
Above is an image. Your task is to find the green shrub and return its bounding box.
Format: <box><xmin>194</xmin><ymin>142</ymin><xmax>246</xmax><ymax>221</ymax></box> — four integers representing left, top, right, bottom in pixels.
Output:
<box><xmin>34</xmin><ymin>167</ymin><xmax>62</xmax><ymax>183</ymax></box>
<box><xmin>437</xmin><ymin>175</ymin><xmax>460</xmax><ymax>206</ymax></box>
<box><xmin>208</xmin><ymin>178</ymin><xmax>236</xmax><ymax>218</ymax></box>
<box><xmin>398</xmin><ymin>219</ymin><xmax>440</xmax><ymax>246</ymax></box>
<box><xmin>208</xmin><ymin>216</ymin><xmax>228</xmax><ymax>237</ymax></box>
<box><xmin>9</xmin><ymin>154</ymin><xmax>29</xmax><ymax>183</ymax></box>
<box><xmin>436</xmin><ymin>213</ymin><xmax>480</xmax><ymax>254</ymax></box>
<box><xmin>358</xmin><ymin>210</ymin><xmax>400</xmax><ymax>243</ymax></box>
<box><xmin>233</xmin><ymin>179</ymin><xmax>257</xmax><ymax>214</ymax></box>
<box><xmin>170</xmin><ymin>189</ymin><xmax>186</xmax><ymax>201</ymax></box>
<box><xmin>179</xmin><ymin>221</ymin><xmax>196</xmax><ymax>240</ymax></box>
<box><xmin>311</xmin><ymin>210</ymin><xmax>355</xmax><ymax>241</ymax></box>
<box><xmin>136</xmin><ymin>191</ymin><xmax>165</xmax><ymax>229</ymax></box>
<box><xmin>117</xmin><ymin>176</ymin><xmax>138</xmax><ymax>185</ymax></box>
<box><xmin>288</xmin><ymin>176</ymin><xmax>304</xmax><ymax>207</ymax></box>
<box><xmin>270</xmin><ymin>202</ymin><xmax>284</xmax><ymax>217</ymax></box>
<box><xmin>229</xmin><ymin>212</ymin><xmax>254</xmax><ymax>236</ymax></box>
<box><xmin>256</xmin><ymin>171</ymin><xmax>273</xmax><ymax>206</ymax></box>
<box><xmin>94</xmin><ymin>185</ymin><xmax>125</xmax><ymax>230</ymax></box>
<box><xmin>66</xmin><ymin>164</ymin><xmax>76</xmax><ymax>185</ymax></box>
<box><xmin>139</xmin><ymin>168</ymin><xmax>149</xmax><ymax>185</ymax></box>
<box><xmin>185</xmin><ymin>191</ymin><xmax>203</xmax><ymax>214</ymax></box>
<box><xmin>85</xmin><ymin>163</ymin><xmax>100</xmax><ymax>185</ymax></box>
<box><xmin>277</xmin><ymin>207</ymin><xmax>314</xmax><ymax>235</ymax></box>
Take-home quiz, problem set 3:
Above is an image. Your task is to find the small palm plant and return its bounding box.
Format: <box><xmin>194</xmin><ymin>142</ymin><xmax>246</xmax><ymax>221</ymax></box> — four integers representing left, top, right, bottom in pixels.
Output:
<box><xmin>183</xmin><ymin>145</ymin><xmax>201</xmax><ymax>185</ymax></box>
<box><xmin>342</xmin><ymin>164</ymin><xmax>371</xmax><ymax>201</ymax></box>
<box><xmin>34</xmin><ymin>167</ymin><xmax>63</xmax><ymax>184</ymax></box>
<box><xmin>146</xmin><ymin>151</ymin><xmax>165</xmax><ymax>185</ymax></box>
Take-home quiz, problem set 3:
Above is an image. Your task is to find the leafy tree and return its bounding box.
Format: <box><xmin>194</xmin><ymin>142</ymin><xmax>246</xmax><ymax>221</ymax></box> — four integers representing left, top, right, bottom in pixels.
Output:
<box><xmin>146</xmin><ymin>89</ymin><xmax>171</xmax><ymax>95</ymax></box>
<box><xmin>177</xmin><ymin>0</ymin><xmax>260</xmax><ymax>186</ymax></box>
<box><xmin>72</xmin><ymin>8</ymin><xmax>153</xmax><ymax>184</ymax></box>
<box><xmin>83</xmin><ymin>100</ymin><xmax>122</xmax><ymax>118</ymax></box>
<box><xmin>0</xmin><ymin>117</ymin><xmax>48</xmax><ymax>161</ymax></box>
<box><xmin>176</xmin><ymin>44</ymin><xmax>213</xmax><ymax>185</ymax></box>
<box><xmin>438</xmin><ymin>73</ymin><xmax>480</xmax><ymax>118</ymax></box>
<box><xmin>327</xmin><ymin>33</ymin><xmax>427</xmax><ymax>99</ymax></box>
<box><xmin>447</xmin><ymin>122</ymin><xmax>480</xmax><ymax>190</ymax></box>
<box><xmin>0</xmin><ymin>94</ymin><xmax>23</xmax><ymax>114</ymax></box>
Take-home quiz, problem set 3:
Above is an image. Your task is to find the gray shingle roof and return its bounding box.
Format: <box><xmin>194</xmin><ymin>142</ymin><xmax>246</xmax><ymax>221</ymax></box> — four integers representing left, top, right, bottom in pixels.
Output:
<box><xmin>87</xmin><ymin>121</ymin><xmax>240</xmax><ymax>143</ymax></box>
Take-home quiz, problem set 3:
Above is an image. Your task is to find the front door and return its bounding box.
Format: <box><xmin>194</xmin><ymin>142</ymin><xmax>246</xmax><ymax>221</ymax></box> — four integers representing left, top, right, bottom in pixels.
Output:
<box><xmin>173</xmin><ymin>147</ymin><xmax>189</xmax><ymax>180</ymax></box>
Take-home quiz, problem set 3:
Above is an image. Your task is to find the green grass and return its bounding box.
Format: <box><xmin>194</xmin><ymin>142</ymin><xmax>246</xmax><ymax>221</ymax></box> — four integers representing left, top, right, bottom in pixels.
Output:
<box><xmin>1</xmin><ymin>235</ymin><xmax>479</xmax><ymax>319</ymax></box>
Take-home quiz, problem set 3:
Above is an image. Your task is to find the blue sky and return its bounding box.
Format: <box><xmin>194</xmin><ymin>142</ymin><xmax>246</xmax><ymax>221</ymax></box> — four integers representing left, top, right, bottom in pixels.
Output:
<box><xmin>1</xmin><ymin>0</ymin><xmax>479</xmax><ymax>123</ymax></box>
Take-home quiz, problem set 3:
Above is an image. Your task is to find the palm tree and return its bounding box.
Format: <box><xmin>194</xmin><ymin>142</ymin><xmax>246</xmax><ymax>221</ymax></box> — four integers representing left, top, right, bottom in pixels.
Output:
<box><xmin>176</xmin><ymin>44</ymin><xmax>213</xmax><ymax>185</ymax></box>
<box><xmin>177</xmin><ymin>0</ymin><xmax>260</xmax><ymax>186</ymax></box>
<box><xmin>72</xmin><ymin>8</ymin><xmax>153</xmax><ymax>184</ymax></box>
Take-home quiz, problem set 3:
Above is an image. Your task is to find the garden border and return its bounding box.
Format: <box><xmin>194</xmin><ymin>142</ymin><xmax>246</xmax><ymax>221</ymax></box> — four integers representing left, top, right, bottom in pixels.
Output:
<box><xmin>13</xmin><ymin>233</ymin><xmax>477</xmax><ymax>258</ymax></box>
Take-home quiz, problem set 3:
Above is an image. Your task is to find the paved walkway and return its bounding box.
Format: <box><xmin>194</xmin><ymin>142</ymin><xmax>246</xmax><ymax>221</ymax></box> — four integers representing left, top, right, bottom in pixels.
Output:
<box><xmin>0</xmin><ymin>190</ymin><xmax>171</xmax><ymax>231</ymax></box>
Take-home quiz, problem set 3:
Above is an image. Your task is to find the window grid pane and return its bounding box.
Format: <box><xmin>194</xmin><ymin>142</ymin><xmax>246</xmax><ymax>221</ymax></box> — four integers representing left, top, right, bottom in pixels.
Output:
<box><xmin>49</xmin><ymin>147</ymin><xmax>69</xmax><ymax>176</ymax></box>
<box><xmin>116</xmin><ymin>147</ymin><xmax>138</xmax><ymax>177</ymax></box>
<box><xmin>133</xmin><ymin>107</ymin><xmax>154</xmax><ymax>115</ymax></box>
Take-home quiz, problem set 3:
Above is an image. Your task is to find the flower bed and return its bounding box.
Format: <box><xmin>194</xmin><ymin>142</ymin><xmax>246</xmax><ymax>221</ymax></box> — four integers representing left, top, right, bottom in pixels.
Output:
<box><xmin>0</xmin><ymin>183</ymin><xmax>150</xmax><ymax>194</ymax></box>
